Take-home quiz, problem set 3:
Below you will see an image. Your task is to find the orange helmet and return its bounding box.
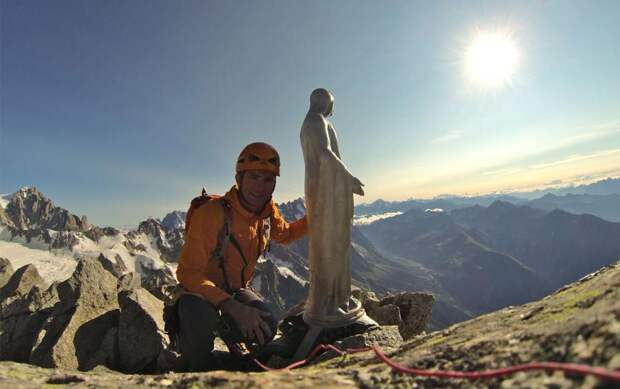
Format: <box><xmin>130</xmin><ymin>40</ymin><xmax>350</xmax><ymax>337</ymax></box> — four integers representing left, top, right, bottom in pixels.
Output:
<box><xmin>235</xmin><ymin>142</ymin><xmax>280</xmax><ymax>176</ymax></box>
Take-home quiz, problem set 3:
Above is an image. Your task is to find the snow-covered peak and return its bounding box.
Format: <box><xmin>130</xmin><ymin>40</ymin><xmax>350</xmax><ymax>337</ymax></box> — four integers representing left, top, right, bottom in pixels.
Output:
<box><xmin>0</xmin><ymin>187</ymin><xmax>38</xmax><ymax>209</ymax></box>
<box><xmin>277</xmin><ymin>198</ymin><xmax>306</xmax><ymax>222</ymax></box>
<box><xmin>0</xmin><ymin>192</ymin><xmax>15</xmax><ymax>209</ymax></box>
<box><xmin>161</xmin><ymin>210</ymin><xmax>186</xmax><ymax>231</ymax></box>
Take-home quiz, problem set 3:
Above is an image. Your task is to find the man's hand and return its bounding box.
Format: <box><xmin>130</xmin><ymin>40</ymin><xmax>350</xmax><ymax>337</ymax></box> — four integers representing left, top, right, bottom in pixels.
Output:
<box><xmin>220</xmin><ymin>299</ymin><xmax>273</xmax><ymax>345</ymax></box>
<box><xmin>352</xmin><ymin>176</ymin><xmax>365</xmax><ymax>196</ymax></box>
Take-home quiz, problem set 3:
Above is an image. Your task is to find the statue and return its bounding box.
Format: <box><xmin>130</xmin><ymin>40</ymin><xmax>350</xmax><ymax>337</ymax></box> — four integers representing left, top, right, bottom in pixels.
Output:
<box><xmin>293</xmin><ymin>88</ymin><xmax>377</xmax><ymax>360</ymax></box>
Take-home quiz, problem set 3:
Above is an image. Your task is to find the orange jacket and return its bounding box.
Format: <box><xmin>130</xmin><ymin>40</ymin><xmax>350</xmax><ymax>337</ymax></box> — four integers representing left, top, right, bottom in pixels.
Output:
<box><xmin>176</xmin><ymin>186</ymin><xmax>308</xmax><ymax>306</ymax></box>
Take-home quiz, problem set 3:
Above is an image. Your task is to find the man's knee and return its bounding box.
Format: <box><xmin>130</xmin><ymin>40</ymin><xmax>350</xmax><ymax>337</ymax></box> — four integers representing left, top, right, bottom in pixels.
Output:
<box><xmin>178</xmin><ymin>294</ymin><xmax>219</xmax><ymax>326</ymax></box>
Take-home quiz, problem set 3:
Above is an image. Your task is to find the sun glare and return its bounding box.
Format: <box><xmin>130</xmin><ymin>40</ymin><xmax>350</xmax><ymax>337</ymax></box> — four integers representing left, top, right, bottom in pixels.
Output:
<box><xmin>465</xmin><ymin>30</ymin><xmax>519</xmax><ymax>88</ymax></box>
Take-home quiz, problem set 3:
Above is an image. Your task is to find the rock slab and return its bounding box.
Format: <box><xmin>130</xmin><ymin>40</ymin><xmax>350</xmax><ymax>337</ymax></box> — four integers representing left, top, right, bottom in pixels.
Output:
<box><xmin>118</xmin><ymin>288</ymin><xmax>167</xmax><ymax>373</ymax></box>
<box><xmin>29</xmin><ymin>259</ymin><xmax>120</xmax><ymax>370</ymax></box>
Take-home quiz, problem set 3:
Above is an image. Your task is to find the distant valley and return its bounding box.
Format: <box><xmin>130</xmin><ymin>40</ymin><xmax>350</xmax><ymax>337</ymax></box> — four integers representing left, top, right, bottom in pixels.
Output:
<box><xmin>1</xmin><ymin>177</ymin><xmax>619</xmax><ymax>330</ymax></box>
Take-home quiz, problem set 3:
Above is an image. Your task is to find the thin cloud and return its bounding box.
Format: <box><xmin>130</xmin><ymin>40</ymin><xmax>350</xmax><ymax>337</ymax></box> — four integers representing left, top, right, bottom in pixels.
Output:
<box><xmin>481</xmin><ymin>167</ymin><xmax>523</xmax><ymax>176</ymax></box>
<box><xmin>530</xmin><ymin>149</ymin><xmax>620</xmax><ymax>170</ymax></box>
<box><xmin>430</xmin><ymin>130</ymin><xmax>464</xmax><ymax>144</ymax></box>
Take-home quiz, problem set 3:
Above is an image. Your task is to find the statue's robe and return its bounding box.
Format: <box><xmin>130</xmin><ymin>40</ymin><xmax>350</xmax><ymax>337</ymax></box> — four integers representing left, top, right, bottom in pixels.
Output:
<box><xmin>301</xmin><ymin>112</ymin><xmax>354</xmax><ymax>319</ymax></box>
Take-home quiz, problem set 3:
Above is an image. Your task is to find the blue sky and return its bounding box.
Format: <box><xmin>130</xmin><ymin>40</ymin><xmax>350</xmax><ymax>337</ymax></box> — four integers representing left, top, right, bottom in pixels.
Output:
<box><xmin>2</xmin><ymin>0</ymin><xmax>620</xmax><ymax>227</ymax></box>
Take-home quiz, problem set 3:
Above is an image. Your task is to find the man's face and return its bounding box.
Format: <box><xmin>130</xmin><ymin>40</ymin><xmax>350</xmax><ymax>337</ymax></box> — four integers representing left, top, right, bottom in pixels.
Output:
<box><xmin>239</xmin><ymin>170</ymin><xmax>276</xmax><ymax>212</ymax></box>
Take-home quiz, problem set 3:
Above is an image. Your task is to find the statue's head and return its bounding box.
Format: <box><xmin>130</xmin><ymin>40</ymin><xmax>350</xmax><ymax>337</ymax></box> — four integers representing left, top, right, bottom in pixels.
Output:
<box><xmin>309</xmin><ymin>88</ymin><xmax>334</xmax><ymax>117</ymax></box>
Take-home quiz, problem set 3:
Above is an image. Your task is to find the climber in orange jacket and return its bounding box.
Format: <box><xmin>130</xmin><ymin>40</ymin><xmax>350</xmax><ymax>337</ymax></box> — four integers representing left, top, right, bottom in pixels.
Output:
<box><xmin>175</xmin><ymin>142</ymin><xmax>307</xmax><ymax>370</ymax></box>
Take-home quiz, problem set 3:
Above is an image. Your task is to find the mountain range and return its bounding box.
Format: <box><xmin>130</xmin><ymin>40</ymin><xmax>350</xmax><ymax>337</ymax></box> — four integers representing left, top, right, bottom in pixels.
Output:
<box><xmin>355</xmin><ymin>177</ymin><xmax>620</xmax><ymax>222</ymax></box>
<box><xmin>1</xmin><ymin>182</ymin><xmax>619</xmax><ymax>330</ymax></box>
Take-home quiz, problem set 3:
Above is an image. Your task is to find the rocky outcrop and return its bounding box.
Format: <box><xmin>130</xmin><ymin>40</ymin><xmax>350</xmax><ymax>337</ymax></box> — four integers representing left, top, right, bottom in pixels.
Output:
<box><xmin>0</xmin><ymin>284</ymin><xmax>59</xmax><ymax>362</ymax></box>
<box><xmin>93</xmin><ymin>253</ymin><xmax>127</xmax><ymax>278</ymax></box>
<box><xmin>118</xmin><ymin>289</ymin><xmax>167</xmax><ymax>373</ymax></box>
<box><xmin>333</xmin><ymin>325</ymin><xmax>403</xmax><ymax>352</ymax></box>
<box><xmin>4</xmin><ymin>226</ymin><xmax>82</xmax><ymax>251</ymax></box>
<box><xmin>118</xmin><ymin>272</ymin><xmax>142</xmax><ymax>292</ymax></box>
<box><xmin>29</xmin><ymin>259</ymin><xmax>120</xmax><ymax>370</ymax></box>
<box><xmin>2</xmin><ymin>261</ymin><xmax>619</xmax><ymax>388</ymax></box>
<box><xmin>3</xmin><ymin>187</ymin><xmax>90</xmax><ymax>232</ymax></box>
<box><xmin>0</xmin><ymin>257</ymin><xmax>14</xmax><ymax>289</ymax></box>
<box><xmin>0</xmin><ymin>264</ymin><xmax>47</xmax><ymax>303</ymax></box>
<box><xmin>379</xmin><ymin>292</ymin><xmax>434</xmax><ymax>340</ymax></box>
<box><xmin>83</xmin><ymin>226</ymin><xmax>121</xmax><ymax>243</ymax></box>
<box><xmin>0</xmin><ymin>257</ymin><xmax>173</xmax><ymax>373</ymax></box>
<box><xmin>357</xmin><ymin>290</ymin><xmax>434</xmax><ymax>340</ymax></box>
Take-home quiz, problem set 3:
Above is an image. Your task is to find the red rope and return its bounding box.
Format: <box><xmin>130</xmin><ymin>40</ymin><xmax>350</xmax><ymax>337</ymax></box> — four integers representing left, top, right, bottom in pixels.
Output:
<box><xmin>372</xmin><ymin>346</ymin><xmax>620</xmax><ymax>381</ymax></box>
<box><xmin>252</xmin><ymin>344</ymin><xmax>620</xmax><ymax>382</ymax></box>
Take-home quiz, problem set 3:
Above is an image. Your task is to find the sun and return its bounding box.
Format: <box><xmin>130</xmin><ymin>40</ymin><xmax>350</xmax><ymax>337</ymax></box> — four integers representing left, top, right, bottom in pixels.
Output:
<box><xmin>465</xmin><ymin>30</ymin><xmax>519</xmax><ymax>88</ymax></box>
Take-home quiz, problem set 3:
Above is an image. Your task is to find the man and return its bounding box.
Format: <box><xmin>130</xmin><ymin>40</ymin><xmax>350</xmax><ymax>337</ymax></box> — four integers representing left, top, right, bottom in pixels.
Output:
<box><xmin>176</xmin><ymin>142</ymin><xmax>308</xmax><ymax>371</ymax></box>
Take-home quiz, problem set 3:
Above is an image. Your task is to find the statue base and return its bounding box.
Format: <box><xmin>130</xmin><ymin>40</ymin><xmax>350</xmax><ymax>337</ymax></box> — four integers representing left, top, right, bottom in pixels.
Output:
<box><xmin>291</xmin><ymin>297</ymin><xmax>378</xmax><ymax>362</ymax></box>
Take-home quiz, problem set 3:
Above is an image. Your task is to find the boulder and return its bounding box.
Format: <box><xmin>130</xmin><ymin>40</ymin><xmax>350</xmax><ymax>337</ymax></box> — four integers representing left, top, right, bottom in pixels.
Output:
<box><xmin>83</xmin><ymin>327</ymin><xmax>119</xmax><ymax>371</ymax></box>
<box><xmin>118</xmin><ymin>288</ymin><xmax>167</xmax><ymax>373</ymax></box>
<box><xmin>0</xmin><ymin>283</ymin><xmax>59</xmax><ymax>362</ymax></box>
<box><xmin>0</xmin><ymin>257</ymin><xmax>13</xmax><ymax>289</ymax></box>
<box><xmin>29</xmin><ymin>259</ymin><xmax>120</xmax><ymax>370</ymax></box>
<box><xmin>365</xmin><ymin>303</ymin><xmax>402</xmax><ymax>326</ymax></box>
<box><xmin>0</xmin><ymin>264</ymin><xmax>47</xmax><ymax>303</ymax></box>
<box><xmin>333</xmin><ymin>325</ymin><xmax>403</xmax><ymax>351</ymax></box>
<box><xmin>381</xmin><ymin>292</ymin><xmax>434</xmax><ymax>340</ymax></box>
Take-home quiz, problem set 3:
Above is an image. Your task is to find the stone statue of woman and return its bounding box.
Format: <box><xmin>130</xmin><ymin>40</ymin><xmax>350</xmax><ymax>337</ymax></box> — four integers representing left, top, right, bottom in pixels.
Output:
<box><xmin>300</xmin><ymin>88</ymin><xmax>371</xmax><ymax>326</ymax></box>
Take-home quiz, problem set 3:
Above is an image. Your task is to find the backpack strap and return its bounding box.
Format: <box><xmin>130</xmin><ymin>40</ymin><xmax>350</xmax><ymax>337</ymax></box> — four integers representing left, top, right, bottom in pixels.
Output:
<box><xmin>212</xmin><ymin>198</ymin><xmax>234</xmax><ymax>293</ymax></box>
<box><xmin>210</xmin><ymin>199</ymin><xmax>273</xmax><ymax>291</ymax></box>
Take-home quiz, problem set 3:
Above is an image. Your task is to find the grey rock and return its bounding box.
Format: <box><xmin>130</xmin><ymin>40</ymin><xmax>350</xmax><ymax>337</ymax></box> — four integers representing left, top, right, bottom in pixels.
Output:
<box><xmin>357</xmin><ymin>289</ymin><xmax>380</xmax><ymax>306</ymax></box>
<box><xmin>0</xmin><ymin>257</ymin><xmax>14</xmax><ymax>289</ymax></box>
<box><xmin>118</xmin><ymin>288</ymin><xmax>167</xmax><ymax>373</ymax></box>
<box><xmin>118</xmin><ymin>272</ymin><xmax>141</xmax><ymax>292</ymax></box>
<box><xmin>0</xmin><ymin>284</ymin><xmax>59</xmax><ymax>362</ymax></box>
<box><xmin>333</xmin><ymin>325</ymin><xmax>403</xmax><ymax>351</ymax></box>
<box><xmin>29</xmin><ymin>259</ymin><xmax>120</xmax><ymax>370</ymax></box>
<box><xmin>156</xmin><ymin>348</ymin><xmax>184</xmax><ymax>373</ymax></box>
<box><xmin>0</xmin><ymin>264</ymin><xmax>47</xmax><ymax>303</ymax></box>
<box><xmin>83</xmin><ymin>226</ymin><xmax>121</xmax><ymax>243</ymax></box>
<box><xmin>95</xmin><ymin>253</ymin><xmax>127</xmax><ymax>278</ymax></box>
<box><xmin>3</xmin><ymin>187</ymin><xmax>90</xmax><ymax>232</ymax></box>
<box><xmin>365</xmin><ymin>302</ymin><xmax>402</xmax><ymax>325</ymax></box>
<box><xmin>382</xmin><ymin>292</ymin><xmax>434</xmax><ymax>340</ymax></box>
<box><xmin>83</xmin><ymin>327</ymin><xmax>119</xmax><ymax>371</ymax></box>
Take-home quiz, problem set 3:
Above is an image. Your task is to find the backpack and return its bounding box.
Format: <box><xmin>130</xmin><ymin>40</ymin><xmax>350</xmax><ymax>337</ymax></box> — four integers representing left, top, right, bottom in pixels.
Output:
<box><xmin>185</xmin><ymin>187</ymin><xmax>223</xmax><ymax>234</ymax></box>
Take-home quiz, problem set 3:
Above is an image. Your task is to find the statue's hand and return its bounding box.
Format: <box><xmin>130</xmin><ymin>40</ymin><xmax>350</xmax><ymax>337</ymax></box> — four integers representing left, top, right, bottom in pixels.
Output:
<box><xmin>352</xmin><ymin>176</ymin><xmax>365</xmax><ymax>196</ymax></box>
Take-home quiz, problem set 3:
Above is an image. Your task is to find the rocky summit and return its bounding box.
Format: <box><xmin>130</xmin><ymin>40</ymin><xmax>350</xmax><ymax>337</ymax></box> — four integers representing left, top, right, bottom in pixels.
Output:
<box><xmin>0</xmin><ymin>259</ymin><xmax>618</xmax><ymax>388</ymax></box>
<box><xmin>1</xmin><ymin>187</ymin><xmax>90</xmax><ymax>232</ymax></box>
